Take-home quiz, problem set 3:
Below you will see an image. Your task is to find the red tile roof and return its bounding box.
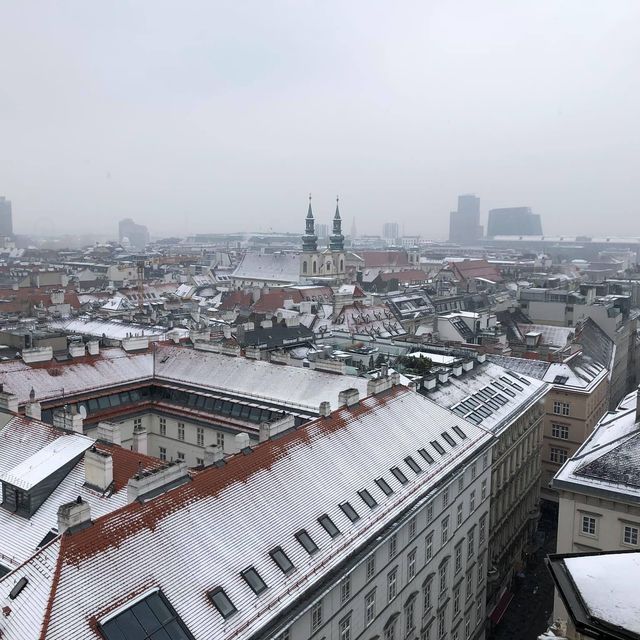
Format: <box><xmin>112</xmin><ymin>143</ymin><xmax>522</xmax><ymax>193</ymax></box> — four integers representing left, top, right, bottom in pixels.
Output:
<box><xmin>218</xmin><ymin>290</ymin><xmax>253</xmax><ymax>311</ymax></box>
<box><xmin>360</xmin><ymin>251</ymin><xmax>410</xmax><ymax>268</ymax></box>
<box><xmin>250</xmin><ymin>289</ymin><xmax>303</xmax><ymax>314</ymax></box>
<box><xmin>378</xmin><ymin>269</ymin><xmax>428</xmax><ymax>283</ymax></box>
<box><xmin>449</xmin><ymin>259</ymin><xmax>502</xmax><ymax>283</ymax></box>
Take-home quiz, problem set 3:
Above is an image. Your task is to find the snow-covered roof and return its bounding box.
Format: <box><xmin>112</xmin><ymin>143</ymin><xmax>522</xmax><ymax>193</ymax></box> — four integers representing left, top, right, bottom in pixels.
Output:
<box><xmin>232</xmin><ymin>252</ymin><xmax>301</xmax><ymax>283</ymax></box>
<box><xmin>47</xmin><ymin>317</ymin><xmax>168</xmax><ymax>340</ymax></box>
<box><xmin>425</xmin><ymin>362</ymin><xmax>547</xmax><ymax>434</ymax></box>
<box><xmin>553</xmin><ymin>391</ymin><xmax>640</xmax><ymax>501</ymax></box>
<box><xmin>0</xmin><ymin>387</ymin><xmax>493</xmax><ymax>640</ymax></box>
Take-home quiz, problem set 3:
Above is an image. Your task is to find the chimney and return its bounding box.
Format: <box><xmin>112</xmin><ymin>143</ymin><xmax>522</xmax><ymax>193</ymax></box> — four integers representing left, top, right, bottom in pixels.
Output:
<box><xmin>229</xmin><ymin>432</ymin><xmax>251</xmax><ymax>454</ymax></box>
<box><xmin>0</xmin><ymin>389</ymin><xmax>18</xmax><ymax>414</ymax></box>
<box><xmin>84</xmin><ymin>447</ymin><xmax>114</xmax><ymax>491</ymax></box>
<box><xmin>423</xmin><ymin>375</ymin><xmax>437</xmax><ymax>391</ymax></box>
<box><xmin>462</xmin><ymin>359</ymin><xmax>474</xmax><ymax>372</ymax></box>
<box><xmin>367</xmin><ymin>376</ymin><xmax>393</xmax><ymax>396</ymax></box>
<box><xmin>452</xmin><ymin>364</ymin><xmax>463</xmax><ymax>377</ymax></box>
<box><xmin>259</xmin><ymin>414</ymin><xmax>295</xmax><ymax>442</ymax></box>
<box><xmin>52</xmin><ymin>406</ymin><xmax>84</xmax><ymax>434</ymax></box>
<box><xmin>25</xmin><ymin>401</ymin><xmax>42</xmax><ymax>421</ymax></box>
<box><xmin>97</xmin><ymin>421</ymin><xmax>122</xmax><ymax>445</ymax></box>
<box><xmin>69</xmin><ymin>342</ymin><xmax>86</xmax><ymax>358</ymax></box>
<box><xmin>381</xmin><ymin>362</ymin><xmax>389</xmax><ymax>378</ymax></box>
<box><xmin>391</xmin><ymin>372</ymin><xmax>400</xmax><ymax>386</ymax></box>
<box><xmin>222</xmin><ymin>325</ymin><xmax>232</xmax><ymax>339</ymax></box>
<box><xmin>476</xmin><ymin>353</ymin><xmax>486</xmax><ymax>364</ymax></box>
<box><xmin>132</xmin><ymin>425</ymin><xmax>148</xmax><ymax>455</ymax></box>
<box><xmin>204</xmin><ymin>445</ymin><xmax>224</xmax><ymax>466</ymax></box>
<box><xmin>319</xmin><ymin>401</ymin><xmax>332</xmax><ymax>417</ymax></box>
<box><xmin>437</xmin><ymin>371</ymin><xmax>450</xmax><ymax>384</ymax></box>
<box><xmin>57</xmin><ymin>497</ymin><xmax>91</xmax><ymax>534</ymax></box>
<box><xmin>127</xmin><ymin>462</ymin><xmax>189</xmax><ymax>503</ymax></box>
<box><xmin>87</xmin><ymin>340</ymin><xmax>100</xmax><ymax>356</ymax></box>
<box><xmin>339</xmin><ymin>388</ymin><xmax>360</xmax><ymax>407</ymax></box>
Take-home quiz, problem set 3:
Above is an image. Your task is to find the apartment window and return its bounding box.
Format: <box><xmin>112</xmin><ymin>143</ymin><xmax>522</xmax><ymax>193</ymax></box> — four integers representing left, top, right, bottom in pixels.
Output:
<box><xmin>443</xmin><ymin>487</ymin><xmax>450</xmax><ymax>509</ymax></box>
<box><xmin>366</xmin><ymin>554</ymin><xmax>376</xmax><ymax>580</ymax></box>
<box><xmin>339</xmin><ymin>614</ymin><xmax>351</xmax><ymax>640</ymax></box>
<box><xmin>365</xmin><ymin>589</ymin><xmax>376</xmax><ymax>626</ymax></box>
<box><xmin>196</xmin><ymin>457</ymin><xmax>203</xmax><ymax>466</ymax></box>
<box><xmin>437</xmin><ymin>607</ymin><xmax>446</xmax><ymax>639</ymax></box>
<box><xmin>159</xmin><ymin>447</ymin><xmax>166</xmax><ymax>461</ymax></box>
<box><xmin>553</xmin><ymin>401</ymin><xmax>570</xmax><ymax>416</ymax></box>
<box><xmin>311</xmin><ymin>601</ymin><xmax>323</xmax><ymax>632</ymax></box>
<box><xmin>423</xmin><ymin>578</ymin><xmax>433</xmax><ymax>612</ymax></box>
<box><xmin>133</xmin><ymin>417</ymin><xmax>142</xmax><ymax>430</ymax></box>
<box><xmin>159</xmin><ymin>417</ymin><xmax>166</xmax><ymax>437</ymax></box>
<box><xmin>476</xmin><ymin>600</ymin><xmax>483</xmax><ymax>627</ymax></box>
<box><xmin>441</xmin><ymin>516</ymin><xmax>449</xmax><ymax>545</ymax></box>
<box><xmin>477</xmin><ymin>554</ymin><xmax>484</xmax><ymax>585</ymax></box>
<box><xmin>409</xmin><ymin>517</ymin><xmax>417</xmax><ymax>540</ymax></box>
<box><xmin>177</xmin><ymin>452</ymin><xmax>185</xmax><ymax>461</ymax></box>
<box><xmin>340</xmin><ymin>577</ymin><xmax>351</xmax><ymax>604</ymax></box>
<box><xmin>439</xmin><ymin>562</ymin><xmax>448</xmax><ymax>595</ymax></box>
<box><xmin>479</xmin><ymin>514</ymin><xmax>487</xmax><ymax>544</ymax></box>
<box><xmin>458</xmin><ymin>476</ymin><xmax>464</xmax><ymax>492</ymax></box>
<box><xmin>467</xmin><ymin>529</ymin><xmax>475</xmax><ymax>559</ymax></box>
<box><xmin>551</xmin><ymin>423</ymin><xmax>569</xmax><ymax>440</ymax></box>
<box><xmin>453</xmin><ymin>585</ymin><xmax>461</xmax><ymax>616</ymax></box>
<box><xmin>216</xmin><ymin>432</ymin><xmax>225</xmax><ymax>450</ymax></box>
<box><xmin>178</xmin><ymin>422</ymin><xmax>185</xmax><ymax>441</ymax></box>
<box><xmin>359</xmin><ymin>489</ymin><xmax>378</xmax><ymax>509</ymax></box>
<box><xmin>457</xmin><ymin>503</ymin><xmax>463</xmax><ymax>528</ymax></box>
<box><xmin>405</xmin><ymin>597</ymin><xmax>416</xmax><ymax>635</ymax></box>
<box><xmin>421</xmin><ymin>625</ymin><xmax>432</xmax><ymax>640</ymax></box>
<box><xmin>550</xmin><ymin>447</ymin><xmax>568</xmax><ymax>464</ymax></box>
<box><xmin>196</xmin><ymin>427</ymin><xmax>204</xmax><ymax>447</ymax></box>
<box><xmin>469</xmin><ymin>490</ymin><xmax>476</xmax><ymax>513</ymax></box>
<box><xmin>454</xmin><ymin>543</ymin><xmax>462</xmax><ymax>574</ymax></box>
<box><xmin>471</xmin><ymin>463</ymin><xmax>476</xmax><ymax>480</ymax></box>
<box><xmin>466</xmin><ymin>568</ymin><xmax>473</xmax><ymax>600</ymax></box>
<box><xmin>481</xmin><ymin>479</ymin><xmax>487</xmax><ymax>501</ymax></box>
<box><xmin>387</xmin><ymin>567</ymin><xmax>398</xmax><ymax>602</ymax></box>
<box><xmin>623</xmin><ymin>525</ymin><xmax>639</xmax><ymax>546</ymax></box>
<box><xmin>426</xmin><ymin>502</ymin><xmax>434</xmax><ymax>524</ymax></box>
<box><xmin>408</xmin><ymin>548</ymin><xmax>417</xmax><ymax>580</ymax></box>
<box><xmin>581</xmin><ymin>515</ymin><xmax>597</xmax><ymax>537</ymax></box>
<box><xmin>385</xmin><ymin>617</ymin><xmax>397</xmax><ymax>640</ymax></box>
<box><xmin>425</xmin><ymin>531</ymin><xmax>434</xmax><ymax>562</ymax></box>
<box><xmin>389</xmin><ymin>533</ymin><xmax>398</xmax><ymax>559</ymax></box>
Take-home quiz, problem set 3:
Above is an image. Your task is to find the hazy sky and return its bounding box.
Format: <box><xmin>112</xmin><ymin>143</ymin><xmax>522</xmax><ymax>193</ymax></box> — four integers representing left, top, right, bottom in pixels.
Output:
<box><xmin>1</xmin><ymin>1</ymin><xmax>639</xmax><ymax>240</ymax></box>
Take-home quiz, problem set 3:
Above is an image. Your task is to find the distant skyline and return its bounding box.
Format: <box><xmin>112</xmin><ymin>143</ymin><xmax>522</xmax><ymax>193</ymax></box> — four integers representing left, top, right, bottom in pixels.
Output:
<box><xmin>1</xmin><ymin>1</ymin><xmax>639</xmax><ymax>239</ymax></box>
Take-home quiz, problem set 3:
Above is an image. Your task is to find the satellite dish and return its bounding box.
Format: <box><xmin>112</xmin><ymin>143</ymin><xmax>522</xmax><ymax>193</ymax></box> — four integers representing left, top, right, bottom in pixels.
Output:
<box><xmin>79</xmin><ymin>405</ymin><xmax>88</xmax><ymax>420</ymax></box>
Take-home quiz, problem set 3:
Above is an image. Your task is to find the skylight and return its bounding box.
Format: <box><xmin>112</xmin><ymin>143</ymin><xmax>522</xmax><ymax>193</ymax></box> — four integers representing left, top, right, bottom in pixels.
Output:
<box><xmin>431</xmin><ymin>441</ymin><xmax>446</xmax><ymax>455</ymax></box>
<box><xmin>9</xmin><ymin>577</ymin><xmax>28</xmax><ymax>600</ymax></box>
<box><xmin>418</xmin><ymin>448</ymin><xmax>434</xmax><ymax>464</ymax></box>
<box><xmin>404</xmin><ymin>456</ymin><xmax>422</xmax><ymax>474</ymax></box>
<box><xmin>241</xmin><ymin>567</ymin><xmax>268</xmax><ymax>595</ymax></box>
<box><xmin>269</xmin><ymin>546</ymin><xmax>295</xmax><ymax>574</ymax></box>
<box><xmin>375</xmin><ymin>477</ymin><xmax>394</xmax><ymax>496</ymax></box>
<box><xmin>390</xmin><ymin>466</ymin><xmax>409</xmax><ymax>484</ymax></box>
<box><xmin>295</xmin><ymin>529</ymin><xmax>319</xmax><ymax>555</ymax></box>
<box><xmin>442</xmin><ymin>433</ymin><xmax>456</xmax><ymax>447</ymax></box>
<box><xmin>358</xmin><ymin>489</ymin><xmax>378</xmax><ymax>508</ymax></box>
<box><xmin>339</xmin><ymin>501</ymin><xmax>360</xmax><ymax>522</ymax></box>
<box><xmin>99</xmin><ymin>590</ymin><xmax>194</xmax><ymax>640</ymax></box>
<box><xmin>452</xmin><ymin>426</ymin><xmax>467</xmax><ymax>439</ymax></box>
<box><xmin>208</xmin><ymin>587</ymin><xmax>237</xmax><ymax>619</ymax></box>
<box><xmin>318</xmin><ymin>514</ymin><xmax>340</xmax><ymax>538</ymax></box>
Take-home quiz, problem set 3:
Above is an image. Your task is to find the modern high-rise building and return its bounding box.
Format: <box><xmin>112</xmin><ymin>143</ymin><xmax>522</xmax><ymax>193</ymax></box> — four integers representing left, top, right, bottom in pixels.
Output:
<box><xmin>449</xmin><ymin>194</ymin><xmax>482</xmax><ymax>244</ymax></box>
<box><xmin>486</xmin><ymin>207</ymin><xmax>542</xmax><ymax>237</ymax></box>
<box><xmin>118</xmin><ymin>218</ymin><xmax>150</xmax><ymax>250</ymax></box>
<box><xmin>0</xmin><ymin>196</ymin><xmax>13</xmax><ymax>237</ymax></box>
<box><xmin>383</xmin><ymin>222</ymin><xmax>399</xmax><ymax>241</ymax></box>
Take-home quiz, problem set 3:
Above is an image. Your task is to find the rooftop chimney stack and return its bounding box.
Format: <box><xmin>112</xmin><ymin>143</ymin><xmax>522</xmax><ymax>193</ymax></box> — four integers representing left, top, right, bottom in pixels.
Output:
<box><xmin>84</xmin><ymin>447</ymin><xmax>114</xmax><ymax>491</ymax></box>
<box><xmin>87</xmin><ymin>340</ymin><xmax>100</xmax><ymax>356</ymax></box>
<box><xmin>132</xmin><ymin>425</ymin><xmax>148</xmax><ymax>455</ymax></box>
<box><xmin>57</xmin><ymin>497</ymin><xmax>92</xmax><ymax>534</ymax></box>
<box><xmin>25</xmin><ymin>400</ymin><xmax>42</xmax><ymax>421</ymax></box>
<box><xmin>97</xmin><ymin>421</ymin><xmax>122</xmax><ymax>446</ymax></box>
<box><xmin>204</xmin><ymin>445</ymin><xmax>224</xmax><ymax>466</ymax></box>
<box><xmin>52</xmin><ymin>406</ymin><xmax>84</xmax><ymax>434</ymax></box>
<box><xmin>339</xmin><ymin>388</ymin><xmax>360</xmax><ymax>407</ymax></box>
<box><xmin>229</xmin><ymin>432</ymin><xmax>251</xmax><ymax>454</ymax></box>
<box><xmin>0</xmin><ymin>389</ymin><xmax>19</xmax><ymax>414</ymax></box>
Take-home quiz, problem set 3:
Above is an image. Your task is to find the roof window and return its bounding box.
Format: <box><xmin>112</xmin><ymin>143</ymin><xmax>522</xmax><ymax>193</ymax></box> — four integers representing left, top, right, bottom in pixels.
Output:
<box><xmin>9</xmin><ymin>577</ymin><xmax>28</xmax><ymax>600</ymax></box>
<box><xmin>339</xmin><ymin>501</ymin><xmax>360</xmax><ymax>522</ymax></box>
<box><xmin>418</xmin><ymin>448</ymin><xmax>434</xmax><ymax>464</ymax></box>
<box><xmin>375</xmin><ymin>477</ymin><xmax>394</xmax><ymax>496</ymax></box>
<box><xmin>208</xmin><ymin>587</ymin><xmax>238</xmax><ymax>619</ymax></box>
<box><xmin>269</xmin><ymin>546</ymin><xmax>295</xmax><ymax>574</ymax></box>
<box><xmin>318</xmin><ymin>514</ymin><xmax>340</xmax><ymax>538</ymax></box>
<box><xmin>358</xmin><ymin>489</ymin><xmax>378</xmax><ymax>509</ymax></box>
<box><xmin>404</xmin><ymin>456</ymin><xmax>422</xmax><ymax>474</ymax></box>
<box><xmin>442</xmin><ymin>433</ymin><xmax>456</xmax><ymax>447</ymax></box>
<box><xmin>391</xmin><ymin>466</ymin><xmax>409</xmax><ymax>484</ymax></box>
<box><xmin>452</xmin><ymin>426</ymin><xmax>467</xmax><ymax>439</ymax></box>
<box><xmin>241</xmin><ymin>567</ymin><xmax>268</xmax><ymax>595</ymax></box>
<box><xmin>295</xmin><ymin>529</ymin><xmax>319</xmax><ymax>555</ymax></box>
<box><xmin>431</xmin><ymin>441</ymin><xmax>446</xmax><ymax>455</ymax></box>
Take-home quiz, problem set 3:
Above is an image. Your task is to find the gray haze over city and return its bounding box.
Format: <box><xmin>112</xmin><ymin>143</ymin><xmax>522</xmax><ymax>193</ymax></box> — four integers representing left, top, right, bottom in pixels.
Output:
<box><xmin>1</xmin><ymin>0</ymin><xmax>639</xmax><ymax>239</ymax></box>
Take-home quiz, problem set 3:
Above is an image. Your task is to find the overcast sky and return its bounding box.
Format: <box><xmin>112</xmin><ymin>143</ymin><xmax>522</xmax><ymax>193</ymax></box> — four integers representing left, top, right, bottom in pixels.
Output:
<box><xmin>1</xmin><ymin>1</ymin><xmax>639</xmax><ymax>240</ymax></box>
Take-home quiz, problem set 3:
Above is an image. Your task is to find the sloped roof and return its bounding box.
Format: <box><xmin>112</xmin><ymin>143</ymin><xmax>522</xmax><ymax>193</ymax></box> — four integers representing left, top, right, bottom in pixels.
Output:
<box><xmin>359</xmin><ymin>251</ymin><xmax>409</xmax><ymax>268</ymax></box>
<box><xmin>250</xmin><ymin>289</ymin><xmax>303</xmax><ymax>314</ymax></box>
<box><xmin>0</xmin><ymin>388</ymin><xmax>493</xmax><ymax>640</ymax></box>
<box><xmin>218</xmin><ymin>290</ymin><xmax>253</xmax><ymax>311</ymax></box>
<box><xmin>450</xmin><ymin>259</ymin><xmax>502</xmax><ymax>283</ymax></box>
<box><xmin>232</xmin><ymin>252</ymin><xmax>301</xmax><ymax>283</ymax></box>
<box><xmin>378</xmin><ymin>269</ymin><xmax>428</xmax><ymax>283</ymax></box>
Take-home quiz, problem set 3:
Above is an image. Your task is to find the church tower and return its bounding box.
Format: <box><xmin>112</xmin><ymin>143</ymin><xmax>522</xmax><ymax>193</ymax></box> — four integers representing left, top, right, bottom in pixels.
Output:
<box><xmin>329</xmin><ymin>196</ymin><xmax>345</xmax><ymax>251</ymax></box>
<box><xmin>302</xmin><ymin>194</ymin><xmax>318</xmax><ymax>252</ymax></box>
<box><xmin>301</xmin><ymin>194</ymin><xmax>321</xmax><ymax>278</ymax></box>
<box><xmin>322</xmin><ymin>196</ymin><xmax>347</xmax><ymax>281</ymax></box>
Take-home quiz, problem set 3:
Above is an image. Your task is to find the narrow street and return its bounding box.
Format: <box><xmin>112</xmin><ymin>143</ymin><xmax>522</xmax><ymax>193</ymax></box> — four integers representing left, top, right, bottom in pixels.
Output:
<box><xmin>490</xmin><ymin>513</ymin><xmax>557</xmax><ymax>640</ymax></box>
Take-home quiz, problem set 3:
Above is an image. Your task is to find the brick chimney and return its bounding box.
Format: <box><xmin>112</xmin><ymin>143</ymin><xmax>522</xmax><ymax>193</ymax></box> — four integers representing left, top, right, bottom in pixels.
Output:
<box><xmin>84</xmin><ymin>447</ymin><xmax>114</xmax><ymax>491</ymax></box>
<box><xmin>57</xmin><ymin>497</ymin><xmax>91</xmax><ymax>533</ymax></box>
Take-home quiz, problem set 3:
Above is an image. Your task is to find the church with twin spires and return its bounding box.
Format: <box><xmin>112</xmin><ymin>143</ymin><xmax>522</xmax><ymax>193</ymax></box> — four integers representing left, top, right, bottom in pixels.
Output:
<box><xmin>300</xmin><ymin>195</ymin><xmax>347</xmax><ymax>282</ymax></box>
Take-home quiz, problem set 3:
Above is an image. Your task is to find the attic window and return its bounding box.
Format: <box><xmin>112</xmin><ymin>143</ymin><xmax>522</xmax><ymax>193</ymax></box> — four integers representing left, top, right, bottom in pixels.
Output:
<box><xmin>404</xmin><ymin>456</ymin><xmax>422</xmax><ymax>474</ymax></box>
<box><xmin>269</xmin><ymin>546</ymin><xmax>295</xmax><ymax>574</ymax></box>
<box><xmin>208</xmin><ymin>587</ymin><xmax>238</xmax><ymax>619</ymax></box>
<box><xmin>442</xmin><ymin>433</ymin><xmax>456</xmax><ymax>447</ymax></box>
<box><xmin>431</xmin><ymin>441</ymin><xmax>446</xmax><ymax>455</ymax></box>
<box><xmin>241</xmin><ymin>567</ymin><xmax>268</xmax><ymax>595</ymax></box>
<box><xmin>375</xmin><ymin>477</ymin><xmax>394</xmax><ymax>496</ymax></box>
<box><xmin>339</xmin><ymin>501</ymin><xmax>360</xmax><ymax>522</ymax></box>
<box><xmin>418</xmin><ymin>448</ymin><xmax>434</xmax><ymax>464</ymax></box>
<box><xmin>358</xmin><ymin>489</ymin><xmax>378</xmax><ymax>509</ymax></box>
<box><xmin>9</xmin><ymin>577</ymin><xmax>28</xmax><ymax>600</ymax></box>
<box><xmin>295</xmin><ymin>529</ymin><xmax>319</xmax><ymax>555</ymax></box>
<box><xmin>391</xmin><ymin>466</ymin><xmax>409</xmax><ymax>484</ymax></box>
<box><xmin>553</xmin><ymin>375</ymin><xmax>569</xmax><ymax>385</ymax></box>
<box><xmin>98</xmin><ymin>589</ymin><xmax>194</xmax><ymax>640</ymax></box>
<box><xmin>452</xmin><ymin>426</ymin><xmax>467</xmax><ymax>440</ymax></box>
<box><xmin>318</xmin><ymin>514</ymin><xmax>340</xmax><ymax>538</ymax></box>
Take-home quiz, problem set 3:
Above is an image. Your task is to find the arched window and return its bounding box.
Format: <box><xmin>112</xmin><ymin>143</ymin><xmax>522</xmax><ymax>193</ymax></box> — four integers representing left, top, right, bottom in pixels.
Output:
<box><xmin>326</xmin><ymin>261</ymin><xmax>331</xmax><ymax>271</ymax></box>
<box><xmin>340</xmin><ymin>259</ymin><xmax>344</xmax><ymax>272</ymax></box>
<box><xmin>313</xmin><ymin>261</ymin><xmax>317</xmax><ymax>274</ymax></box>
<box><xmin>302</xmin><ymin>261</ymin><xmax>307</xmax><ymax>274</ymax></box>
